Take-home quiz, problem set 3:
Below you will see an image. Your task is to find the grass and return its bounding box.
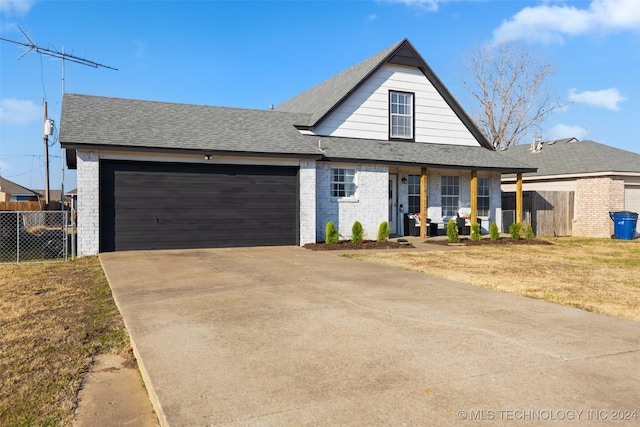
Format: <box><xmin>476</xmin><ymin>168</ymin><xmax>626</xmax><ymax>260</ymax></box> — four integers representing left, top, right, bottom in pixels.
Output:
<box><xmin>0</xmin><ymin>257</ymin><xmax>129</xmax><ymax>427</ymax></box>
<box><xmin>347</xmin><ymin>237</ymin><xmax>640</xmax><ymax>321</ymax></box>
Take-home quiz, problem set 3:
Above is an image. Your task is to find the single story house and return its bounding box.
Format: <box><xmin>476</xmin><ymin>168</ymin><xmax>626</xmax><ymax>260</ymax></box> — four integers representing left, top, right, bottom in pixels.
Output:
<box><xmin>60</xmin><ymin>38</ymin><xmax>534</xmax><ymax>255</ymax></box>
<box><xmin>32</xmin><ymin>189</ymin><xmax>76</xmax><ymax>207</ymax></box>
<box><xmin>501</xmin><ymin>138</ymin><xmax>640</xmax><ymax>238</ymax></box>
<box><xmin>0</xmin><ymin>177</ymin><xmax>41</xmax><ymax>203</ymax></box>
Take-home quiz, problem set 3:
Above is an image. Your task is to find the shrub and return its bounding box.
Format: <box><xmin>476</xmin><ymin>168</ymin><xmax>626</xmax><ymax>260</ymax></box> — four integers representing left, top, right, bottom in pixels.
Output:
<box><xmin>509</xmin><ymin>222</ymin><xmax>522</xmax><ymax>240</ymax></box>
<box><xmin>490</xmin><ymin>222</ymin><xmax>500</xmax><ymax>240</ymax></box>
<box><xmin>325</xmin><ymin>221</ymin><xmax>339</xmax><ymax>244</ymax></box>
<box><xmin>351</xmin><ymin>221</ymin><xmax>364</xmax><ymax>244</ymax></box>
<box><xmin>446</xmin><ymin>218</ymin><xmax>459</xmax><ymax>243</ymax></box>
<box><xmin>377</xmin><ymin>221</ymin><xmax>390</xmax><ymax>242</ymax></box>
<box><xmin>525</xmin><ymin>222</ymin><xmax>535</xmax><ymax>240</ymax></box>
<box><xmin>470</xmin><ymin>222</ymin><xmax>482</xmax><ymax>241</ymax></box>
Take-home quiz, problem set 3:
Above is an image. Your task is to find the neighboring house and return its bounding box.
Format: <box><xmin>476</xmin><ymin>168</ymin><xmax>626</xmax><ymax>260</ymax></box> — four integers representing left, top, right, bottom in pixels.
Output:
<box><xmin>59</xmin><ymin>38</ymin><xmax>533</xmax><ymax>256</ymax></box>
<box><xmin>0</xmin><ymin>177</ymin><xmax>41</xmax><ymax>203</ymax></box>
<box><xmin>501</xmin><ymin>138</ymin><xmax>640</xmax><ymax>238</ymax></box>
<box><xmin>32</xmin><ymin>189</ymin><xmax>76</xmax><ymax>207</ymax></box>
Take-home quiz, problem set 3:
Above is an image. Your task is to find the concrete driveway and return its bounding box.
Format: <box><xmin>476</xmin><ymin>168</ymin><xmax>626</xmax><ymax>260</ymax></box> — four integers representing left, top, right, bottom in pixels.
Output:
<box><xmin>100</xmin><ymin>246</ymin><xmax>640</xmax><ymax>426</ymax></box>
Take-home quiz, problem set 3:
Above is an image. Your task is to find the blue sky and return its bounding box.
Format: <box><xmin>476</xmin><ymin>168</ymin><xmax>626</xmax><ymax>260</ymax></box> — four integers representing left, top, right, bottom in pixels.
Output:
<box><xmin>1</xmin><ymin>0</ymin><xmax>639</xmax><ymax>192</ymax></box>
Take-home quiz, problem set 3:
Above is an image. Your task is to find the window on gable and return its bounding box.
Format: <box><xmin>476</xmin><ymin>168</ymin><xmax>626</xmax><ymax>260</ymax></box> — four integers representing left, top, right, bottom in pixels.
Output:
<box><xmin>441</xmin><ymin>176</ymin><xmax>459</xmax><ymax>218</ymax></box>
<box><xmin>331</xmin><ymin>168</ymin><xmax>356</xmax><ymax>198</ymax></box>
<box><xmin>408</xmin><ymin>175</ymin><xmax>421</xmax><ymax>213</ymax></box>
<box><xmin>477</xmin><ymin>176</ymin><xmax>490</xmax><ymax>217</ymax></box>
<box><xmin>389</xmin><ymin>91</ymin><xmax>414</xmax><ymax>140</ymax></box>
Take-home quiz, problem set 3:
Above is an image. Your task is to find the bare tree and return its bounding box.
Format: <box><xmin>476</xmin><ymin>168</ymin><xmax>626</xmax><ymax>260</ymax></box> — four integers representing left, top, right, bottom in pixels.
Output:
<box><xmin>461</xmin><ymin>42</ymin><xmax>563</xmax><ymax>149</ymax></box>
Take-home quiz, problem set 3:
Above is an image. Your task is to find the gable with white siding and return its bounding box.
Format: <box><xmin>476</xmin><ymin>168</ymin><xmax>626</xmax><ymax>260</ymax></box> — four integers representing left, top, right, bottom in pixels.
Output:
<box><xmin>313</xmin><ymin>63</ymin><xmax>480</xmax><ymax>147</ymax></box>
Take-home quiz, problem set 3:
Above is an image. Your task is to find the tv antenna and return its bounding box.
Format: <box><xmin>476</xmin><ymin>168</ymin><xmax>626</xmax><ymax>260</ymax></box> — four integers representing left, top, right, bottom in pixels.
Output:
<box><xmin>1</xmin><ymin>26</ymin><xmax>117</xmax><ymax>205</ymax></box>
<box><xmin>1</xmin><ymin>26</ymin><xmax>117</xmax><ymax>71</ymax></box>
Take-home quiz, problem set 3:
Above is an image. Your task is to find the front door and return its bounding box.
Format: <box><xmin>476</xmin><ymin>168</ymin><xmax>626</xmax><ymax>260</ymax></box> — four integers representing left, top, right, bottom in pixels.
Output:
<box><xmin>389</xmin><ymin>174</ymin><xmax>398</xmax><ymax>235</ymax></box>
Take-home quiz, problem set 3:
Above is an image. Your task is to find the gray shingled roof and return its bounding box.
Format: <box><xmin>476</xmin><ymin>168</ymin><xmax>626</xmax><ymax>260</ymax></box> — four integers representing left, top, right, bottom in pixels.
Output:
<box><xmin>313</xmin><ymin>136</ymin><xmax>535</xmax><ymax>172</ymax></box>
<box><xmin>59</xmin><ymin>93</ymin><xmax>533</xmax><ymax>172</ymax></box>
<box><xmin>500</xmin><ymin>139</ymin><xmax>640</xmax><ymax>177</ymax></box>
<box><xmin>60</xmin><ymin>94</ymin><xmax>320</xmax><ymax>156</ymax></box>
<box><xmin>0</xmin><ymin>177</ymin><xmax>40</xmax><ymax>197</ymax></box>
<box><xmin>275</xmin><ymin>40</ymin><xmax>403</xmax><ymax>127</ymax></box>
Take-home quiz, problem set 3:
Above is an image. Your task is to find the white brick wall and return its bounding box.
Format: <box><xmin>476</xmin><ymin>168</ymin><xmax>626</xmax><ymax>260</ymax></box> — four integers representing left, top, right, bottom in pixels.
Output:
<box><xmin>299</xmin><ymin>161</ymin><xmax>316</xmax><ymax>245</ymax></box>
<box><xmin>77</xmin><ymin>150</ymin><xmax>100</xmax><ymax>256</ymax></box>
<box><xmin>316</xmin><ymin>163</ymin><xmax>388</xmax><ymax>242</ymax></box>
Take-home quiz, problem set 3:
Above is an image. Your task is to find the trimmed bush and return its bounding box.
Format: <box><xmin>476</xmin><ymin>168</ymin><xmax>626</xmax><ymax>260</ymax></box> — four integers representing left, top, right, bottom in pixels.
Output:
<box><xmin>490</xmin><ymin>222</ymin><xmax>500</xmax><ymax>240</ymax></box>
<box><xmin>325</xmin><ymin>221</ymin><xmax>339</xmax><ymax>244</ymax></box>
<box><xmin>351</xmin><ymin>221</ymin><xmax>364</xmax><ymax>244</ymax></box>
<box><xmin>446</xmin><ymin>218</ymin><xmax>459</xmax><ymax>243</ymax></box>
<box><xmin>470</xmin><ymin>222</ymin><xmax>482</xmax><ymax>241</ymax></box>
<box><xmin>525</xmin><ymin>222</ymin><xmax>535</xmax><ymax>240</ymax></box>
<box><xmin>377</xmin><ymin>221</ymin><xmax>390</xmax><ymax>242</ymax></box>
<box><xmin>509</xmin><ymin>222</ymin><xmax>522</xmax><ymax>240</ymax></box>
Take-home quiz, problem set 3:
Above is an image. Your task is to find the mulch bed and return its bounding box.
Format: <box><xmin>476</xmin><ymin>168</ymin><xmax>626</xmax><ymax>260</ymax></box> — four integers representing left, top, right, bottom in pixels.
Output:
<box><xmin>427</xmin><ymin>237</ymin><xmax>553</xmax><ymax>246</ymax></box>
<box><xmin>304</xmin><ymin>240</ymin><xmax>415</xmax><ymax>251</ymax></box>
<box><xmin>304</xmin><ymin>237</ymin><xmax>552</xmax><ymax>250</ymax></box>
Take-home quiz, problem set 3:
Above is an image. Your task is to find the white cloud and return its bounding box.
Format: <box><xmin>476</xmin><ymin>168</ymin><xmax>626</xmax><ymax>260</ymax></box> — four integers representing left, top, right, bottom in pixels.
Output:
<box><xmin>383</xmin><ymin>0</ymin><xmax>440</xmax><ymax>12</ymax></box>
<box><xmin>493</xmin><ymin>0</ymin><xmax>640</xmax><ymax>44</ymax></box>
<box><xmin>0</xmin><ymin>98</ymin><xmax>41</xmax><ymax>125</ymax></box>
<box><xmin>568</xmin><ymin>87</ymin><xmax>627</xmax><ymax>110</ymax></box>
<box><xmin>547</xmin><ymin>124</ymin><xmax>589</xmax><ymax>140</ymax></box>
<box><xmin>0</xmin><ymin>0</ymin><xmax>36</xmax><ymax>15</ymax></box>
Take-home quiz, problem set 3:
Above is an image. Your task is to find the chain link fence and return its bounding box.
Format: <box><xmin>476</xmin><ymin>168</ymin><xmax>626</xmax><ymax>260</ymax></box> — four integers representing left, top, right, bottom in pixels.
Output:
<box><xmin>0</xmin><ymin>210</ymin><xmax>76</xmax><ymax>263</ymax></box>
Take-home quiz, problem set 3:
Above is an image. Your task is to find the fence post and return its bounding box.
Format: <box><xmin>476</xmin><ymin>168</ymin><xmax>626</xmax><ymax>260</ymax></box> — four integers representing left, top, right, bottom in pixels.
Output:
<box><xmin>64</xmin><ymin>211</ymin><xmax>69</xmax><ymax>261</ymax></box>
<box><xmin>71</xmin><ymin>208</ymin><xmax>76</xmax><ymax>260</ymax></box>
<box><xmin>16</xmin><ymin>212</ymin><xmax>20</xmax><ymax>263</ymax></box>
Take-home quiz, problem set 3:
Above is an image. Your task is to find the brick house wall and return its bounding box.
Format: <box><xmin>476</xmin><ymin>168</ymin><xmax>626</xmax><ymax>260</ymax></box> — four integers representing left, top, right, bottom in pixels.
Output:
<box><xmin>299</xmin><ymin>160</ymin><xmax>317</xmax><ymax>245</ymax></box>
<box><xmin>573</xmin><ymin>176</ymin><xmax>625</xmax><ymax>238</ymax></box>
<box><xmin>77</xmin><ymin>151</ymin><xmax>100</xmax><ymax>256</ymax></box>
<box><xmin>316</xmin><ymin>163</ymin><xmax>388</xmax><ymax>242</ymax></box>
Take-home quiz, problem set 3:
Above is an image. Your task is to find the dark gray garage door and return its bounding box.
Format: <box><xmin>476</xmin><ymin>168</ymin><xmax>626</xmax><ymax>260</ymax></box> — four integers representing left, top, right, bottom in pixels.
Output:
<box><xmin>100</xmin><ymin>161</ymin><xmax>299</xmax><ymax>251</ymax></box>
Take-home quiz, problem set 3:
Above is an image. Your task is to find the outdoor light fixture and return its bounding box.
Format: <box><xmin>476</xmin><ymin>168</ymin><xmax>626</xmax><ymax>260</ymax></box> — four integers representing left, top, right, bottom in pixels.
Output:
<box><xmin>204</xmin><ymin>154</ymin><xmax>212</xmax><ymax>160</ymax></box>
<box><xmin>401</xmin><ymin>177</ymin><xmax>407</xmax><ymax>184</ymax></box>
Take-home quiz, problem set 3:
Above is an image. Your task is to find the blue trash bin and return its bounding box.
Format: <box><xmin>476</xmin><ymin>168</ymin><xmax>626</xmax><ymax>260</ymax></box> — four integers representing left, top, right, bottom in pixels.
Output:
<box><xmin>609</xmin><ymin>211</ymin><xmax>638</xmax><ymax>240</ymax></box>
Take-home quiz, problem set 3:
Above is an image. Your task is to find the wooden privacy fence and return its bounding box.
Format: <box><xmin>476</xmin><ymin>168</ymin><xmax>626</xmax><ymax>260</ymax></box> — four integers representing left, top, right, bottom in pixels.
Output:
<box><xmin>0</xmin><ymin>201</ymin><xmax>64</xmax><ymax>211</ymax></box>
<box><xmin>532</xmin><ymin>191</ymin><xmax>574</xmax><ymax>237</ymax></box>
<box><xmin>0</xmin><ymin>201</ymin><xmax>43</xmax><ymax>211</ymax></box>
<box><xmin>502</xmin><ymin>191</ymin><xmax>575</xmax><ymax>237</ymax></box>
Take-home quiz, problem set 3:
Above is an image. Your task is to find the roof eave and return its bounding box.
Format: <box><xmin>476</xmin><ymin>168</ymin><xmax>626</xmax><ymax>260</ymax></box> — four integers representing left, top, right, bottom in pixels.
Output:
<box><xmin>320</xmin><ymin>155</ymin><xmax>535</xmax><ymax>173</ymax></box>
<box><xmin>60</xmin><ymin>142</ymin><xmax>322</xmax><ymax>169</ymax></box>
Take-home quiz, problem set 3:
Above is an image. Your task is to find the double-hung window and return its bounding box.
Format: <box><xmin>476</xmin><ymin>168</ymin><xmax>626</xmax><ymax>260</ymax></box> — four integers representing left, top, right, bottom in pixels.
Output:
<box><xmin>477</xmin><ymin>176</ymin><xmax>490</xmax><ymax>217</ymax></box>
<box><xmin>441</xmin><ymin>176</ymin><xmax>459</xmax><ymax>217</ymax></box>
<box><xmin>331</xmin><ymin>168</ymin><xmax>356</xmax><ymax>198</ymax></box>
<box><xmin>408</xmin><ymin>175</ymin><xmax>421</xmax><ymax>213</ymax></box>
<box><xmin>390</xmin><ymin>91</ymin><xmax>414</xmax><ymax>140</ymax></box>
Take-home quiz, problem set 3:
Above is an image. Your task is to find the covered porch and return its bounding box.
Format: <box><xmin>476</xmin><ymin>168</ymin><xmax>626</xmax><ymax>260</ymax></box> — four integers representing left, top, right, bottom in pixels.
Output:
<box><xmin>389</xmin><ymin>166</ymin><xmax>526</xmax><ymax>238</ymax></box>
